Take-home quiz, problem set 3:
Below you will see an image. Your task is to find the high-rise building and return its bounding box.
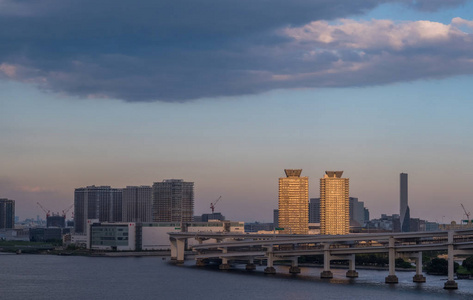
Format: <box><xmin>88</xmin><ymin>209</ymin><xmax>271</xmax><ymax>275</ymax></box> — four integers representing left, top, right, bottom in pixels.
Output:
<box><xmin>152</xmin><ymin>179</ymin><xmax>194</xmax><ymax>222</ymax></box>
<box><xmin>273</xmin><ymin>209</ymin><xmax>279</xmax><ymax>228</ymax></box>
<box><xmin>74</xmin><ymin>186</ymin><xmax>123</xmax><ymax>234</ymax></box>
<box><xmin>400</xmin><ymin>173</ymin><xmax>410</xmax><ymax>232</ymax></box>
<box><xmin>122</xmin><ymin>186</ymin><xmax>153</xmax><ymax>222</ymax></box>
<box><xmin>349</xmin><ymin>197</ymin><xmax>366</xmax><ymax>227</ymax></box>
<box><xmin>0</xmin><ymin>198</ymin><xmax>15</xmax><ymax>229</ymax></box>
<box><xmin>278</xmin><ymin>169</ymin><xmax>309</xmax><ymax>234</ymax></box>
<box><xmin>320</xmin><ymin>171</ymin><xmax>349</xmax><ymax>235</ymax></box>
<box><xmin>309</xmin><ymin>198</ymin><xmax>321</xmax><ymax>223</ymax></box>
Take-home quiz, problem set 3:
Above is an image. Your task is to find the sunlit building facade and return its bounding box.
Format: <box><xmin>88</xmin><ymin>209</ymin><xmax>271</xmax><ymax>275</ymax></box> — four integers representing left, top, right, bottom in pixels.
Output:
<box><xmin>320</xmin><ymin>171</ymin><xmax>349</xmax><ymax>235</ymax></box>
<box><xmin>278</xmin><ymin>169</ymin><xmax>309</xmax><ymax>234</ymax></box>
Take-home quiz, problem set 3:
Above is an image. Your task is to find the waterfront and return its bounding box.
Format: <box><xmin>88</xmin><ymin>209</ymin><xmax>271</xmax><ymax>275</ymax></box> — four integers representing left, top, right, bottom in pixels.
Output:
<box><xmin>1</xmin><ymin>254</ymin><xmax>473</xmax><ymax>299</ymax></box>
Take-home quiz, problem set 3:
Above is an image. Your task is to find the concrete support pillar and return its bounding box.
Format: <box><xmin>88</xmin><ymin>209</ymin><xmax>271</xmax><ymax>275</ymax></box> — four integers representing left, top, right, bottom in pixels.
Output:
<box><xmin>196</xmin><ymin>258</ymin><xmax>207</xmax><ymax>267</ymax></box>
<box><xmin>176</xmin><ymin>238</ymin><xmax>185</xmax><ymax>264</ymax></box>
<box><xmin>264</xmin><ymin>247</ymin><xmax>276</xmax><ymax>274</ymax></box>
<box><xmin>346</xmin><ymin>254</ymin><xmax>358</xmax><ymax>278</ymax></box>
<box><xmin>246</xmin><ymin>257</ymin><xmax>256</xmax><ymax>271</ymax></box>
<box><xmin>413</xmin><ymin>251</ymin><xmax>426</xmax><ymax>283</ymax></box>
<box><xmin>289</xmin><ymin>257</ymin><xmax>301</xmax><ymax>274</ymax></box>
<box><xmin>385</xmin><ymin>236</ymin><xmax>398</xmax><ymax>284</ymax></box>
<box><xmin>444</xmin><ymin>231</ymin><xmax>458</xmax><ymax>289</ymax></box>
<box><xmin>170</xmin><ymin>239</ymin><xmax>177</xmax><ymax>261</ymax></box>
<box><xmin>219</xmin><ymin>247</ymin><xmax>230</xmax><ymax>270</ymax></box>
<box><xmin>321</xmin><ymin>244</ymin><xmax>333</xmax><ymax>279</ymax></box>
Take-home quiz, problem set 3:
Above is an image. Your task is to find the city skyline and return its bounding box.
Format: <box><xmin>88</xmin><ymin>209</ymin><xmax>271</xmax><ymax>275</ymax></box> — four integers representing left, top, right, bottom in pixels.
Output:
<box><xmin>1</xmin><ymin>1</ymin><xmax>473</xmax><ymax>223</ymax></box>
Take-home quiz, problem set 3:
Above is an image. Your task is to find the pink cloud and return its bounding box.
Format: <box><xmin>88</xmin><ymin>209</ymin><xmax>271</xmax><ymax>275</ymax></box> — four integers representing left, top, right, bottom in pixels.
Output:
<box><xmin>284</xmin><ymin>18</ymin><xmax>469</xmax><ymax>51</ymax></box>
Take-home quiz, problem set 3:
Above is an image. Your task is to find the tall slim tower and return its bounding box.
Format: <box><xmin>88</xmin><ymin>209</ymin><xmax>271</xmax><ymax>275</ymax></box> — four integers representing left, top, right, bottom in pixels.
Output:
<box><xmin>152</xmin><ymin>179</ymin><xmax>194</xmax><ymax>222</ymax></box>
<box><xmin>400</xmin><ymin>173</ymin><xmax>410</xmax><ymax>232</ymax></box>
<box><xmin>278</xmin><ymin>169</ymin><xmax>309</xmax><ymax>234</ymax></box>
<box><xmin>320</xmin><ymin>171</ymin><xmax>349</xmax><ymax>235</ymax></box>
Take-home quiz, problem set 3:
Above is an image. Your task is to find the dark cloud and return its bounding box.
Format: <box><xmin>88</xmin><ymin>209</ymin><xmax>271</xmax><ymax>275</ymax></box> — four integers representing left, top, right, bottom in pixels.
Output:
<box><xmin>406</xmin><ymin>0</ymin><xmax>468</xmax><ymax>11</ymax></box>
<box><xmin>0</xmin><ymin>0</ymin><xmax>471</xmax><ymax>102</ymax></box>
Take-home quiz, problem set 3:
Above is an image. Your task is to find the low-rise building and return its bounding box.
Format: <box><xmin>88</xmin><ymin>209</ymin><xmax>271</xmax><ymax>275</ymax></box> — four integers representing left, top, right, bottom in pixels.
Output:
<box><xmin>86</xmin><ymin>220</ymin><xmax>245</xmax><ymax>251</ymax></box>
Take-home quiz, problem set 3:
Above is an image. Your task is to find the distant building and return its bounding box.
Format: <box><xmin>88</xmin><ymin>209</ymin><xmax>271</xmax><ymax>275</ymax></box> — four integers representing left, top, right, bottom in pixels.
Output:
<box><xmin>47</xmin><ymin>215</ymin><xmax>66</xmax><ymax>228</ymax></box>
<box><xmin>74</xmin><ymin>186</ymin><xmax>123</xmax><ymax>234</ymax></box>
<box><xmin>88</xmin><ymin>223</ymin><xmax>136</xmax><ymax>251</ymax></box>
<box><xmin>30</xmin><ymin>228</ymin><xmax>70</xmax><ymax>242</ymax></box>
<box><xmin>320</xmin><ymin>171</ymin><xmax>349</xmax><ymax>235</ymax></box>
<box><xmin>400</xmin><ymin>173</ymin><xmax>410</xmax><ymax>232</ymax></box>
<box><xmin>366</xmin><ymin>214</ymin><xmax>400</xmax><ymax>232</ymax></box>
<box><xmin>309</xmin><ymin>198</ymin><xmax>320</xmax><ymax>223</ymax></box>
<box><xmin>152</xmin><ymin>179</ymin><xmax>194</xmax><ymax>222</ymax></box>
<box><xmin>122</xmin><ymin>186</ymin><xmax>153</xmax><ymax>222</ymax></box>
<box><xmin>244</xmin><ymin>222</ymin><xmax>274</xmax><ymax>233</ymax></box>
<box><xmin>278</xmin><ymin>169</ymin><xmax>309</xmax><ymax>234</ymax></box>
<box><xmin>201</xmin><ymin>212</ymin><xmax>225</xmax><ymax>222</ymax></box>
<box><xmin>0</xmin><ymin>198</ymin><xmax>15</xmax><ymax>229</ymax></box>
<box><xmin>349</xmin><ymin>197</ymin><xmax>366</xmax><ymax>227</ymax></box>
<box><xmin>426</xmin><ymin>221</ymin><xmax>440</xmax><ymax>231</ymax></box>
<box><xmin>87</xmin><ymin>221</ymin><xmax>244</xmax><ymax>251</ymax></box>
<box><xmin>410</xmin><ymin>218</ymin><xmax>426</xmax><ymax>232</ymax></box>
<box><xmin>364</xmin><ymin>208</ymin><xmax>370</xmax><ymax>224</ymax></box>
<box><xmin>273</xmin><ymin>209</ymin><xmax>279</xmax><ymax>228</ymax></box>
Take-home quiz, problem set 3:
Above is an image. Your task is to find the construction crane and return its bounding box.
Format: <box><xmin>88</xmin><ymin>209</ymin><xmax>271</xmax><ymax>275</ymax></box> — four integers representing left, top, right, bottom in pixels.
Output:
<box><xmin>62</xmin><ymin>204</ymin><xmax>74</xmax><ymax>219</ymax></box>
<box><xmin>36</xmin><ymin>202</ymin><xmax>50</xmax><ymax>219</ymax></box>
<box><xmin>210</xmin><ymin>196</ymin><xmax>222</xmax><ymax>213</ymax></box>
<box><xmin>461</xmin><ymin>203</ymin><xmax>471</xmax><ymax>224</ymax></box>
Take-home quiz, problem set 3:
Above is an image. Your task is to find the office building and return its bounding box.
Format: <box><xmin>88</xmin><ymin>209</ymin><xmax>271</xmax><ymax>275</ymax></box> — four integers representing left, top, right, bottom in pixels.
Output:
<box><xmin>364</xmin><ymin>207</ymin><xmax>370</xmax><ymax>224</ymax></box>
<box><xmin>309</xmin><ymin>198</ymin><xmax>320</xmax><ymax>223</ymax></box>
<box><xmin>152</xmin><ymin>179</ymin><xmax>194</xmax><ymax>222</ymax></box>
<box><xmin>244</xmin><ymin>222</ymin><xmax>274</xmax><ymax>233</ymax></box>
<box><xmin>122</xmin><ymin>186</ymin><xmax>153</xmax><ymax>222</ymax></box>
<box><xmin>0</xmin><ymin>198</ymin><xmax>15</xmax><ymax>229</ymax></box>
<box><xmin>349</xmin><ymin>197</ymin><xmax>366</xmax><ymax>227</ymax></box>
<box><xmin>278</xmin><ymin>169</ymin><xmax>309</xmax><ymax>234</ymax></box>
<box><xmin>400</xmin><ymin>173</ymin><xmax>410</xmax><ymax>232</ymax></box>
<box><xmin>201</xmin><ymin>212</ymin><xmax>225</xmax><ymax>222</ymax></box>
<box><xmin>74</xmin><ymin>186</ymin><xmax>123</xmax><ymax>234</ymax></box>
<box><xmin>47</xmin><ymin>215</ymin><xmax>66</xmax><ymax>228</ymax></box>
<box><xmin>320</xmin><ymin>171</ymin><xmax>349</xmax><ymax>235</ymax></box>
<box><xmin>273</xmin><ymin>209</ymin><xmax>279</xmax><ymax>228</ymax></box>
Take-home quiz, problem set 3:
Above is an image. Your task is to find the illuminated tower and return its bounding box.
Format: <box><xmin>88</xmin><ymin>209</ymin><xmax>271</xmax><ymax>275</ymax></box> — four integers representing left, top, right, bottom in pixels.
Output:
<box><xmin>278</xmin><ymin>169</ymin><xmax>309</xmax><ymax>234</ymax></box>
<box><xmin>320</xmin><ymin>171</ymin><xmax>349</xmax><ymax>235</ymax></box>
<box><xmin>400</xmin><ymin>173</ymin><xmax>410</xmax><ymax>232</ymax></box>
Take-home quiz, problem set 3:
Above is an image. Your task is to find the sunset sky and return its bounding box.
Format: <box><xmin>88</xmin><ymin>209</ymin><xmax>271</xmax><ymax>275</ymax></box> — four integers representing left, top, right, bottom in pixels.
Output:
<box><xmin>1</xmin><ymin>0</ymin><xmax>473</xmax><ymax>223</ymax></box>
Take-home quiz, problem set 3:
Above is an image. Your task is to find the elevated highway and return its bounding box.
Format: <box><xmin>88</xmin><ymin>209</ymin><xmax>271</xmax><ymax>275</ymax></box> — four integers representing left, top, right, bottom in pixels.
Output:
<box><xmin>169</xmin><ymin>229</ymin><xmax>473</xmax><ymax>289</ymax></box>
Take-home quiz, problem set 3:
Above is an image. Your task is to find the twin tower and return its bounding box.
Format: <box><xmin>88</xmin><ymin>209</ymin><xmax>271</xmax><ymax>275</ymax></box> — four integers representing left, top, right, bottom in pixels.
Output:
<box><xmin>278</xmin><ymin>169</ymin><xmax>349</xmax><ymax>235</ymax></box>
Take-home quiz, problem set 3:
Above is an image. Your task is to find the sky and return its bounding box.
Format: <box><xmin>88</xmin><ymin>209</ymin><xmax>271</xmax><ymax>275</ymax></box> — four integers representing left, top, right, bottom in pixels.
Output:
<box><xmin>1</xmin><ymin>0</ymin><xmax>473</xmax><ymax>223</ymax></box>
